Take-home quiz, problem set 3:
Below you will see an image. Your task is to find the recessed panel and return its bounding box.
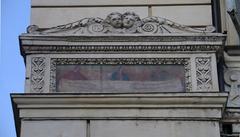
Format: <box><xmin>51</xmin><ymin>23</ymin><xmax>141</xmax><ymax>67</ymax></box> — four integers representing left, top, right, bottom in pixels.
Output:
<box><xmin>56</xmin><ymin>65</ymin><xmax>185</xmax><ymax>93</ymax></box>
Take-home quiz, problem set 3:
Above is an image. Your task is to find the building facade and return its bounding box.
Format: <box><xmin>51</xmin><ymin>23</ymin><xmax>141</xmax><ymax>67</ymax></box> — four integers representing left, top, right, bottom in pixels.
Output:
<box><xmin>12</xmin><ymin>0</ymin><xmax>240</xmax><ymax>137</ymax></box>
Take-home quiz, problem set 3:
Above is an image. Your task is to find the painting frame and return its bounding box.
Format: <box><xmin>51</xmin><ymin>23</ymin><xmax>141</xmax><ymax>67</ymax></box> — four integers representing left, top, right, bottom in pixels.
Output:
<box><xmin>50</xmin><ymin>58</ymin><xmax>191</xmax><ymax>93</ymax></box>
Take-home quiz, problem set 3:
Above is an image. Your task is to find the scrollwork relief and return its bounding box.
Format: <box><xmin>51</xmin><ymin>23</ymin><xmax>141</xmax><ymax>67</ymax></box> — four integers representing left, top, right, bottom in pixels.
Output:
<box><xmin>31</xmin><ymin>57</ymin><xmax>46</xmax><ymax>93</ymax></box>
<box><xmin>27</xmin><ymin>11</ymin><xmax>215</xmax><ymax>35</ymax></box>
<box><xmin>195</xmin><ymin>57</ymin><xmax>213</xmax><ymax>91</ymax></box>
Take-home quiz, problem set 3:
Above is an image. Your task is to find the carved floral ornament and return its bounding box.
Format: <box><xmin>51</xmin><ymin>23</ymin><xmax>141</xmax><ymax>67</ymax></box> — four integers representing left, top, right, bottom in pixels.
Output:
<box><xmin>27</xmin><ymin>12</ymin><xmax>216</xmax><ymax>35</ymax></box>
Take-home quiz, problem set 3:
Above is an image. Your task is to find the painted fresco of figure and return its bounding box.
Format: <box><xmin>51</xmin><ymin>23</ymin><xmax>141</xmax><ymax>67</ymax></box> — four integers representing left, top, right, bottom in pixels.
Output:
<box><xmin>58</xmin><ymin>66</ymin><xmax>88</xmax><ymax>80</ymax></box>
<box><xmin>56</xmin><ymin>65</ymin><xmax>185</xmax><ymax>92</ymax></box>
<box><xmin>111</xmin><ymin>66</ymin><xmax>129</xmax><ymax>81</ymax></box>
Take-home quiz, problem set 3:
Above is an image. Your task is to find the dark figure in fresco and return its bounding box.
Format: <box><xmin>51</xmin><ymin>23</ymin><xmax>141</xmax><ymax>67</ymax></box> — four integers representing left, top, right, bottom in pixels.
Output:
<box><xmin>111</xmin><ymin>66</ymin><xmax>129</xmax><ymax>81</ymax></box>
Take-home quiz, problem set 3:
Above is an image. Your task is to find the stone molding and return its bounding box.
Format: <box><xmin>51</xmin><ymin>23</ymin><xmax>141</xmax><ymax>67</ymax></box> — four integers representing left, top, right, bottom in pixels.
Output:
<box><xmin>21</xmin><ymin>45</ymin><xmax>223</xmax><ymax>55</ymax></box>
<box><xmin>11</xmin><ymin>93</ymin><xmax>228</xmax><ymax>119</ymax></box>
<box><xmin>11</xmin><ymin>93</ymin><xmax>228</xmax><ymax>108</ymax></box>
<box><xmin>11</xmin><ymin>92</ymin><xmax>228</xmax><ymax>137</ymax></box>
<box><xmin>27</xmin><ymin>12</ymin><xmax>215</xmax><ymax>35</ymax></box>
<box><xmin>223</xmin><ymin>108</ymin><xmax>240</xmax><ymax>123</ymax></box>
<box><xmin>222</xmin><ymin>108</ymin><xmax>240</xmax><ymax>135</ymax></box>
<box><xmin>224</xmin><ymin>52</ymin><xmax>240</xmax><ymax>68</ymax></box>
<box><xmin>19</xmin><ymin>34</ymin><xmax>226</xmax><ymax>56</ymax></box>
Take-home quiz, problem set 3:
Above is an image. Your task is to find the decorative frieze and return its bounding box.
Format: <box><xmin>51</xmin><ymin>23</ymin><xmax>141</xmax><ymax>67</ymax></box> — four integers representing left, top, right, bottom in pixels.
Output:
<box><xmin>21</xmin><ymin>45</ymin><xmax>222</xmax><ymax>55</ymax></box>
<box><xmin>31</xmin><ymin>57</ymin><xmax>46</xmax><ymax>93</ymax></box>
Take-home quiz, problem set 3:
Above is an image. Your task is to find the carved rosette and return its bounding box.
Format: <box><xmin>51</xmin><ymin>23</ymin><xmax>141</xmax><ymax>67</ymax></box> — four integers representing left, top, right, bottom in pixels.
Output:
<box><xmin>224</xmin><ymin>70</ymin><xmax>240</xmax><ymax>107</ymax></box>
<box><xmin>195</xmin><ymin>57</ymin><xmax>213</xmax><ymax>91</ymax></box>
<box><xmin>50</xmin><ymin>58</ymin><xmax>191</xmax><ymax>92</ymax></box>
<box><xmin>87</xmin><ymin>23</ymin><xmax>106</xmax><ymax>34</ymax></box>
<box><xmin>31</xmin><ymin>57</ymin><xmax>46</xmax><ymax>93</ymax></box>
<box><xmin>140</xmin><ymin>22</ymin><xmax>159</xmax><ymax>34</ymax></box>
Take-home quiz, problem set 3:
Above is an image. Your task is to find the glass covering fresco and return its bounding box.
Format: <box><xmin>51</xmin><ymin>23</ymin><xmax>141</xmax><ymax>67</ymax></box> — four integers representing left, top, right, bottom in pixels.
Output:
<box><xmin>56</xmin><ymin>65</ymin><xmax>185</xmax><ymax>93</ymax></box>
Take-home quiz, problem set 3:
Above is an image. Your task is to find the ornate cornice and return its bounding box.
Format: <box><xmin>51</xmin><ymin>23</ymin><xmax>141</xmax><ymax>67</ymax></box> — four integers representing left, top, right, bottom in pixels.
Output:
<box><xmin>21</xmin><ymin>45</ymin><xmax>223</xmax><ymax>55</ymax></box>
<box><xmin>19</xmin><ymin>34</ymin><xmax>226</xmax><ymax>56</ymax></box>
<box><xmin>19</xmin><ymin>12</ymin><xmax>226</xmax><ymax>56</ymax></box>
<box><xmin>20</xmin><ymin>34</ymin><xmax>226</xmax><ymax>42</ymax></box>
<box><xmin>27</xmin><ymin>12</ymin><xmax>216</xmax><ymax>35</ymax></box>
<box><xmin>11</xmin><ymin>93</ymin><xmax>228</xmax><ymax>106</ymax></box>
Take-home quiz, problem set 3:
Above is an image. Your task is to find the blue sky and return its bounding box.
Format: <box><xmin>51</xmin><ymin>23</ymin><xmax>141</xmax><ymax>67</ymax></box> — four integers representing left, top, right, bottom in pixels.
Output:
<box><xmin>1</xmin><ymin>0</ymin><xmax>30</xmax><ymax>137</ymax></box>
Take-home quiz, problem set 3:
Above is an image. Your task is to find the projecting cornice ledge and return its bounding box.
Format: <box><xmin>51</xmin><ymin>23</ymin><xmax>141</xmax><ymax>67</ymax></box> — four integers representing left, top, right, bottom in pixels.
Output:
<box><xmin>11</xmin><ymin>93</ymin><xmax>228</xmax><ymax>110</ymax></box>
<box><xmin>11</xmin><ymin>93</ymin><xmax>228</xmax><ymax>137</ymax></box>
<box><xmin>19</xmin><ymin>12</ymin><xmax>226</xmax><ymax>56</ymax></box>
<box><xmin>11</xmin><ymin>93</ymin><xmax>228</xmax><ymax>122</ymax></box>
<box><xmin>19</xmin><ymin>34</ymin><xmax>226</xmax><ymax>56</ymax></box>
